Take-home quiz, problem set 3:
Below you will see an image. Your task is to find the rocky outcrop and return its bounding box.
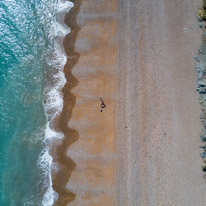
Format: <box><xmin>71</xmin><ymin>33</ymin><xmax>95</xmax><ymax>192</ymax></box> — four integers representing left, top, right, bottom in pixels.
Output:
<box><xmin>195</xmin><ymin>9</ymin><xmax>206</xmax><ymax>176</ymax></box>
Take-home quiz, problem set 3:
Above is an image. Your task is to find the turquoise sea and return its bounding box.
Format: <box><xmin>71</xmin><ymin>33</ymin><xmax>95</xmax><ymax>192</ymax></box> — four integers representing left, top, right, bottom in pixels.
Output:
<box><xmin>0</xmin><ymin>0</ymin><xmax>72</xmax><ymax>205</ymax></box>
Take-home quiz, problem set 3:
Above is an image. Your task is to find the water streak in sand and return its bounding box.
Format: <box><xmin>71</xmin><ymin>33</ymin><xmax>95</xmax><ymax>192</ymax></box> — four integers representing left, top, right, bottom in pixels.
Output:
<box><xmin>50</xmin><ymin>0</ymin><xmax>82</xmax><ymax>205</ymax></box>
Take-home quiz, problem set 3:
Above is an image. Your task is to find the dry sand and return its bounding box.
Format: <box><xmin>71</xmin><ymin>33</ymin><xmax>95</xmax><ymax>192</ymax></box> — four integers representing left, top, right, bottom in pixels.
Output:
<box><xmin>53</xmin><ymin>0</ymin><xmax>206</xmax><ymax>205</ymax></box>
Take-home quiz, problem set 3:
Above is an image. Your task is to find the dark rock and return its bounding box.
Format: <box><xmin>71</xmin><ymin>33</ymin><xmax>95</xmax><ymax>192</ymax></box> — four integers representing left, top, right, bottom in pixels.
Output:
<box><xmin>201</xmin><ymin>120</ymin><xmax>206</xmax><ymax>128</ymax></box>
<box><xmin>200</xmin><ymin>145</ymin><xmax>206</xmax><ymax>151</ymax></box>
<box><xmin>202</xmin><ymin>163</ymin><xmax>206</xmax><ymax>172</ymax></box>
<box><xmin>200</xmin><ymin>114</ymin><xmax>206</xmax><ymax>119</ymax></box>
<box><xmin>194</xmin><ymin>55</ymin><xmax>200</xmax><ymax>61</ymax></box>
<box><xmin>201</xmin><ymin>152</ymin><xmax>206</xmax><ymax>158</ymax></box>
<box><xmin>200</xmin><ymin>129</ymin><xmax>206</xmax><ymax>141</ymax></box>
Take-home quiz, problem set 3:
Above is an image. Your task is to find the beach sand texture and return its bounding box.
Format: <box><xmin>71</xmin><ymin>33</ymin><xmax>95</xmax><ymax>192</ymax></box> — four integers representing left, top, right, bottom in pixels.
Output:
<box><xmin>53</xmin><ymin>0</ymin><xmax>206</xmax><ymax>205</ymax></box>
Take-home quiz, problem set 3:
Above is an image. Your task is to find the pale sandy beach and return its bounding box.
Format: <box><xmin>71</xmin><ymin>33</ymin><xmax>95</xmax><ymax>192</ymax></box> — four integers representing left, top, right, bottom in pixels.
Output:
<box><xmin>53</xmin><ymin>0</ymin><xmax>206</xmax><ymax>205</ymax></box>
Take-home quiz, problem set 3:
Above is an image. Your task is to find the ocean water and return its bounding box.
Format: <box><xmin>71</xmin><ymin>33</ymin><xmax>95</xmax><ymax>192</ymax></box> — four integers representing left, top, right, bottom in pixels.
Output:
<box><xmin>0</xmin><ymin>0</ymin><xmax>73</xmax><ymax>205</ymax></box>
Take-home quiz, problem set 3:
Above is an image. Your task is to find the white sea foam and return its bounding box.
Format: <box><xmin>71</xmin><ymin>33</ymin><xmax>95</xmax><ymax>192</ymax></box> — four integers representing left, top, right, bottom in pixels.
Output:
<box><xmin>45</xmin><ymin>43</ymin><xmax>67</xmax><ymax>118</ymax></box>
<box><xmin>57</xmin><ymin>0</ymin><xmax>74</xmax><ymax>13</ymax></box>
<box><xmin>38</xmin><ymin>149</ymin><xmax>56</xmax><ymax>206</ymax></box>
<box><xmin>46</xmin><ymin>87</ymin><xmax>64</xmax><ymax>115</ymax></box>
<box><xmin>45</xmin><ymin>122</ymin><xmax>64</xmax><ymax>140</ymax></box>
<box><xmin>39</xmin><ymin>1</ymin><xmax>74</xmax><ymax>205</ymax></box>
<box><xmin>56</xmin><ymin>22</ymin><xmax>71</xmax><ymax>37</ymax></box>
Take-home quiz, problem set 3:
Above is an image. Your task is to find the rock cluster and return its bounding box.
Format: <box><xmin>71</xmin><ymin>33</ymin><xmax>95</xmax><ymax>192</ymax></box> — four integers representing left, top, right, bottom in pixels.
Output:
<box><xmin>196</xmin><ymin>14</ymin><xmax>206</xmax><ymax>174</ymax></box>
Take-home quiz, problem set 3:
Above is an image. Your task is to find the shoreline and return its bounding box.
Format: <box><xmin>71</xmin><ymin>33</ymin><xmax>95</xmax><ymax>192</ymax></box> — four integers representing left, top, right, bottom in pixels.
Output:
<box><xmin>52</xmin><ymin>0</ymin><xmax>82</xmax><ymax>205</ymax></box>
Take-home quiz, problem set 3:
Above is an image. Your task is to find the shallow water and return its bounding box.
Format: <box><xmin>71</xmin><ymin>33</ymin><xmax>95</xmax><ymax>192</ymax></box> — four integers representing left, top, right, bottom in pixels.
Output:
<box><xmin>0</xmin><ymin>0</ymin><xmax>72</xmax><ymax>205</ymax></box>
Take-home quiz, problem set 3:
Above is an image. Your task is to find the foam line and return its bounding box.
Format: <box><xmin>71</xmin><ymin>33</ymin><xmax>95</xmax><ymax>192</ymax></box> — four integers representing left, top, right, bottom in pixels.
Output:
<box><xmin>38</xmin><ymin>1</ymin><xmax>74</xmax><ymax>205</ymax></box>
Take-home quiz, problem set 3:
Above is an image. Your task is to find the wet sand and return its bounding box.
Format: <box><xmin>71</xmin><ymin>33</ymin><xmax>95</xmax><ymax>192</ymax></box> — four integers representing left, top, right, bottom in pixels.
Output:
<box><xmin>53</xmin><ymin>0</ymin><xmax>206</xmax><ymax>205</ymax></box>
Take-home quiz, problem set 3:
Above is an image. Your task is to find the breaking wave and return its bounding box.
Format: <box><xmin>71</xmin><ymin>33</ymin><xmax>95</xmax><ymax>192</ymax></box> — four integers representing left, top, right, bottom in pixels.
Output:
<box><xmin>38</xmin><ymin>1</ymin><xmax>73</xmax><ymax>205</ymax></box>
